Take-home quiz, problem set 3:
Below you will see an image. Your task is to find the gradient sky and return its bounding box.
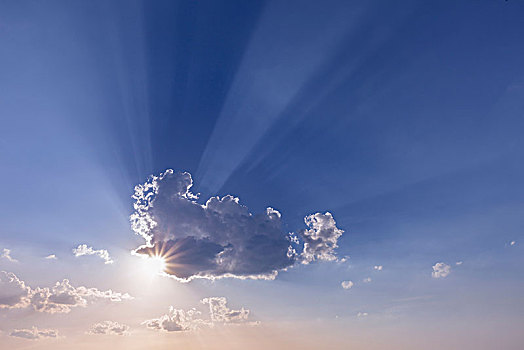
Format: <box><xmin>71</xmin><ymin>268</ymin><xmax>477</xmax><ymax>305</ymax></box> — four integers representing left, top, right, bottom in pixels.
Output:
<box><xmin>1</xmin><ymin>1</ymin><xmax>523</xmax><ymax>349</ymax></box>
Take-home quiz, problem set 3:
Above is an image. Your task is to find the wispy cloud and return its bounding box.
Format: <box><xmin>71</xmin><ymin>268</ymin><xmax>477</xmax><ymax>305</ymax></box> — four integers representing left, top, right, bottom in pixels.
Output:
<box><xmin>9</xmin><ymin>327</ymin><xmax>58</xmax><ymax>340</ymax></box>
<box><xmin>373</xmin><ymin>265</ymin><xmax>383</xmax><ymax>271</ymax></box>
<box><xmin>44</xmin><ymin>254</ymin><xmax>57</xmax><ymax>260</ymax></box>
<box><xmin>73</xmin><ymin>244</ymin><xmax>114</xmax><ymax>264</ymax></box>
<box><xmin>1</xmin><ymin>248</ymin><xmax>18</xmax><ymax>263</ymax></box>
<box><xmin>363</xmin><ymin>277</ymin><xmax>372</xmax><ymax>283</ymax></box>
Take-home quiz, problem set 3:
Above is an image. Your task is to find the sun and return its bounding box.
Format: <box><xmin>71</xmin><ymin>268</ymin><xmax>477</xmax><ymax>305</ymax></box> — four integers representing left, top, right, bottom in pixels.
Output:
<box><xmin>142</xmin><ymin>255</ymin><xmax>167</xmax><ymax>275</ymax></box>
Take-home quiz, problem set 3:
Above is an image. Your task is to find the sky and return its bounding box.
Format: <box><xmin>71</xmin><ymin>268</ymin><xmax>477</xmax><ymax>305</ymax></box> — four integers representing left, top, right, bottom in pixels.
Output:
<box><xmin>0</xmin><ymin>0</ymin><xmax>523</xmax><ymax>349</ymax></box>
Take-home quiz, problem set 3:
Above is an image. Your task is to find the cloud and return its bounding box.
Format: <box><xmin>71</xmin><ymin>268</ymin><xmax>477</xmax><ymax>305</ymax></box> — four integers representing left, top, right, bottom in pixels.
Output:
<box><xmin>0</xmin><ymin>271</ymin><xmax>30</xmax><ymax>309</ymax></box>
<box><xmin>44</xmin><ymin>255</ymin><xmax>57</xmax><ymax>260</ymax></box>
<box><xmin>341</xmin><ymin>280</ymin><xmax>353</xmax><ymax>289</ymax></box>
<box><xmin>338</xmin><ymin>256</ymin><xmax>350</xmax><ymax>263</ymax></box>
<box><xmin>455</xmin><ymin>261</ymin><xmax>463</xmax><ymax>266</ymax></box>
<box><xmin>0</xmin><ymin>271</ymin><xmax>132</xmax><ymax>313</ymax></box>
<box><xmin>357</xmin><ymin>312</ymin><xmax>368</xmax><ymax>317</ymax></box>
<box><xmin>73</xmin><ymin>244</ymin><xmax>114</xmax><ymax>264</ymax></box>
<box><xmin>144</xmin><ymin>297</ymin><xmax>253</xmax><ymax>332</ymax></box>
<box><xmin>9</xmin><ymin>327</ymin><xmax>58</xmax><ymax>340</ymax></box>
<box><xmin>1</xmin><ymin>248</ymin><xmax>18</xmax><ymax>262</ymax></box>
<box><xmin>88</xmin><ymin>321</ymin><xmax>130</xmax><ymax>336</ymax></box>
<box><xmin>201</xmin><ymin>297</ymin><xmax>250</xmax><ymax>323</ymax></box>
<box><xmin>363</xmin><ymin>277</ymin><xmax>372</xmax><ymax>283</ymax></box>
<box><xmin>143</xmin><ymin>307</ymin><xmax>206</xmax><ymax>332</ymax></box>
<box><xmin>299</xmin><ymin>212</ymin><xmax>344</xmax><ymax>264</ymax></box>
<box><xmin>510</xmin><ymin>241</ymin><xmax>516</xmax><ymax>246</ymax></box>
<box><xmin>431</xmin><ymin>262</ymin><xmax>451</xmax><ymax>278</ymax></box>
<box><xmin>131</xmin><ymin>170</ymin><xmax>344</xmax><ymax>281</ymax></box>
<box><xmin>373</xmin><ymin>265</ymin><xmax>383</xmax><ymax>271</ymax></box>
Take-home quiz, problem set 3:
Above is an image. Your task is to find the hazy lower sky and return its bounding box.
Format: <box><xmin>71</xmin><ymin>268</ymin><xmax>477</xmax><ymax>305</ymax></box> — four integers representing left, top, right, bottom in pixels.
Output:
<box><xmin>1</xmin><ymin>1</ymin><xmax>523</xmax><ymax>349</ymax></box>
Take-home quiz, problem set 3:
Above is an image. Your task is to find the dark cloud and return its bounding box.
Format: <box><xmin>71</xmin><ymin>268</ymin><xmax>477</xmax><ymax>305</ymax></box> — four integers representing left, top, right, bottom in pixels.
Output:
<box><xmin>131</xmin><ymin>170</ymin><xmax>344</xmax><ymax>281</ymax></box>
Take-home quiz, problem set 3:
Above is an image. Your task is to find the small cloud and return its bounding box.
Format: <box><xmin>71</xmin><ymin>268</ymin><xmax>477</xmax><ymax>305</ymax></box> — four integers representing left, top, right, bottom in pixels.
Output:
<box><xmin>373</xmin><ymin>265</ymin><xmax>383</xmax><ymax>271</ymax></box>
<box><xmin>88</xmin><ymin>321</ymin><xmax>130</xmax><ymax>336</ymax></box>
<box><xmin>363</xmin><ymin>277</ymin><xmax>372</xmax><ymax>283</ymax></box>
<box><xmin>341</xmin><ymin>280</ymin><xmax>353</xmax><ymax>289</ymax></box>
<box><xmin>144</xmin><ymin>297</ymin><xmax>253</xmax><ymax>332</ymax></box>
<box><xmin>73</xmin><ymin>244</ymin><xmax>114</xmax><ymax>264</ymax></box>
<box><xmin>357</xmin><ymin>312</ymin><xmax>368</xmax><ymax>317</ymax></box>
<box><xmin>1</xmin><ymin>249</ymin><xmax>18</xmax><ymax>263</ymax></box>
<box><xmin>338</xmin><ymin>256</ymin><xmax>350</xmax><ymax>263</ymax></box>
<box><xmin>455</xmin><ymin>261</ymin><xmax>463</xmax><ymax>266</ymax></box>
<box><xmin>143</xmin><ymin>307</ymin><xmax>205</xmax><ymax>332</ymax></box>
<box><xmin>300</xmin><ymin>212</ymin><xmax>345</xmax><ymax>264</ymax></box>
<box><xmin>44</xmin><ymin>255</ymin><xmax>57</xmax><ymax>260</ymax></box>
<box><xmin>9</xmin><ymin>327</ymin><xmax>58</xmax><ymax>340</ymax></box>
<box><xmin>201</xmin><ymin>297</ymin><xmax>251</xmax><ymax>324</ymax></box>
<box><xmin>510</xmin><ymin>241</ymin><xmax>516</xmax><ymax>246</ymax></box>
<box><xmin>432</xmin><ymin>262</ymin><xmax>451</xmax><ymax>278</ymax></box>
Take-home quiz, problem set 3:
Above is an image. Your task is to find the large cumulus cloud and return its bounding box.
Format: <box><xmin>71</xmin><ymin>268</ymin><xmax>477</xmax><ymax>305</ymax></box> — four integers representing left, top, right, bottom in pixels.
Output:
<box><xmin>0</xmin><ymin>271</ymin><xmax>132</xmax><ymax>313</ymax></box>
<box><xmin>130</xmin><ymin>170</ymin><xmax>345</xmax><ymax>281</ymax></box>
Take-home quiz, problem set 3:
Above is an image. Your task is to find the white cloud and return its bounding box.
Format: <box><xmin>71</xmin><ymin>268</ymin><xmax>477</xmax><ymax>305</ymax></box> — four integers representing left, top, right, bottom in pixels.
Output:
<box><xmin>44</xmin><ymin>255</ymin><xmax>57</xmax><ymax>260</ymax></box>
<box><xmin>0</xmin><ymin>271</ymin><xmax>132</xmax><ymax>313</ymax></box>
<box><xmin>338</xmin><ymin>256</ymin><xmax>350</xmax><ymax>263</ymax></box>
<box><xmin>143</xmin><ymin>307</ymin><xmax>207</xmax><ymax>332</ymax></box>
<box><xmin>357</xmin><ymin>312</ymin><xmax>368</xmax><ymax>317</ymax></box>
<box><xmin>432</xmin><ymin>262</ymin><xmax>451</xmax><ymax>278</ymax></box>
<box><xmin>363</xmin><ymin>277</ymin><xmax>372</xmax><ymax>283</ymax></box>
<box><xmin>131</xmin><ymin>170</ymin><xmax>344</xmax><ymax>281</ymax></box>
<box><xmin>73</xmin><ymin>244</ymin><xmax>114</xmax><ymax>264</ymax></box>
<box><xmin>88</xmin><ymin>321</ymin><xmax>130</xmax><ymax>336</ymax></box>
<box><xmin>373</xmin><ymin>265</ymin><xmax>383</xmax><ymax>271</ymax></box>
<box><xmin>341</xmin><ymin>280</ymin><xmax>353</xmax><ymax>289</ymax></box>
<box><xmin>455</xmin><ymin>261</ymin><xmax>463</xmax><ymax>265</ymax></box>
<box><xmin>1</xmin><ymin>248</ymin><xmax>18</xmax><ymax>263</ymax></box>
<box><xmin>510</xmin><ymin>241</ymin><xmax>516</xmax><ymax>246</ymax></box>
<box><xmin>9</xmin><ymin>327</ymin><xmax>58</xmax><ymax>340</ymax></box>
<box><xmin>0</xmin><ymin>271</ymin><xmax>30</xmax><ymax>309</ymax></box>
<box><xmin>201</xmin><ymin>297</ymin><xmax>250</xmax><ymax>323</ymax></box>
<box><xmin>300</xmin><ymin>212</ymin><xmax>344</xmax><ymax>264</ymax></box>
<box><xmin>144</xmin><ymin>297</ymin><xmax>252</xmax><ymax>332</ymax></box>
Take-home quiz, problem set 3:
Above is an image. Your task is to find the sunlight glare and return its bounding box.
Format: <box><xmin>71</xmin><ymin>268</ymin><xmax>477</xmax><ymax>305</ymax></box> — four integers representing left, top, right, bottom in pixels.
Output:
<box><xmin>142</xmin><ymin>255</ymin><xmax>167</xmax><ymax>276</ymax></box>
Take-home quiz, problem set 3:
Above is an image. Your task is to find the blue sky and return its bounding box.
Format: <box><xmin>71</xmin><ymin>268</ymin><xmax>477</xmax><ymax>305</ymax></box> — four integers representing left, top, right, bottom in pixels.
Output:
<box><xmin>1</xmin><ymin>1</ymin><xmax>523</xmax><ymax>349</ymax></box>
